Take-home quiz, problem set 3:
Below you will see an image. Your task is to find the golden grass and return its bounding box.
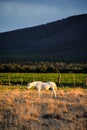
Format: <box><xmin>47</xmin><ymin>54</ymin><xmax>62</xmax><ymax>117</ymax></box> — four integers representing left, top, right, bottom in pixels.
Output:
<box><xmin>0</xmin><ymin>87</ymin><xmax>87</xmax><ymax>130</ymax></box>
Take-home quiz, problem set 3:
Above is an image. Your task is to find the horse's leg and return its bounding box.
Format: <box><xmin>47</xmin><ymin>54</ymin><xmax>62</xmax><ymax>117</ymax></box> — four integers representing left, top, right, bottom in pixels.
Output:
<box><xmin>51</xmin><ymin>91</ymin><xmax>54</xmax><ymax>97</ymax></box>
<box><xmin>51</xmin><ymin>89</ymin><xmax>56</xmax><ymax>98</ymax></box>
<box><xmin>37</xmin><ymin>89</ymin><xmax>42</xmax><ymax>97</ymax></box>
<box><xmin>53</xmin><ymin>90</ymin><xmax>56</xmax><ymax>98</ymax></box>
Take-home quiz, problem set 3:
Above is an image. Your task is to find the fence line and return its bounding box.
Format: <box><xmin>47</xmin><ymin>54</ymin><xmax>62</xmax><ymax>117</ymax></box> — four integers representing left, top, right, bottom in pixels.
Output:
<box><xmin>0</xmin><ymin>73</ymin><xmax>87</xmax><ymax>87</ymax></box>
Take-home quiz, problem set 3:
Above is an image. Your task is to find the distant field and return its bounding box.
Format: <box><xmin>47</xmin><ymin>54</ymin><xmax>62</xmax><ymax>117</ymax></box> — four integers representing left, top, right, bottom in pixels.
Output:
<box><xmin>0</xmin><ymin>73</ymin><xmax>87</xmax><ymax>87</ymax></box>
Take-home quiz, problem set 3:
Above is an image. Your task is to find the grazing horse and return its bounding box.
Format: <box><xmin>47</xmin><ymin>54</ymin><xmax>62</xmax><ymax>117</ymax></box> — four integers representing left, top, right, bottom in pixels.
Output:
<box><xmin>27</xmin><ymin>81</ymin><xmax>57</xmax><ymax>98</ymax></box>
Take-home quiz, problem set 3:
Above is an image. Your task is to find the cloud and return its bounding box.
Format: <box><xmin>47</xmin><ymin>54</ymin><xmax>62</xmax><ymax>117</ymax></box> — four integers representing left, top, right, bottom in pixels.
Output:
<box><xmin>0</xmin><ymin>1</ymin><xmax>59</xmax><ymax>31</ymax></box>
<box><xmin>0</xmin><ymin>0</ymin><xmax>87</xmax><ymax>32</ymax></box>
<box><xmin>0</xmin><ymin>0</ymin><xmax>87</xmax><ymax>6</ymax></box>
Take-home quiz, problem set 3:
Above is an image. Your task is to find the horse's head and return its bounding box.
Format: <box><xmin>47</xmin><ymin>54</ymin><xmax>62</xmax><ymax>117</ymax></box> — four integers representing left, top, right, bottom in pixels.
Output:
<box><xmin>27</xmin><ymin>83</ymin><xmax>31</xmax><ymax>89</ymax></box>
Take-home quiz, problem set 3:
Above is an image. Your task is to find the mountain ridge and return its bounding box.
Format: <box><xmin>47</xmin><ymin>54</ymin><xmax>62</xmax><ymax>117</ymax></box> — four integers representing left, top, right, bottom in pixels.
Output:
<box><xmin>0</xmin><ymin>14</ymin><xmax>87</xmax><ymax>62</ymax></box>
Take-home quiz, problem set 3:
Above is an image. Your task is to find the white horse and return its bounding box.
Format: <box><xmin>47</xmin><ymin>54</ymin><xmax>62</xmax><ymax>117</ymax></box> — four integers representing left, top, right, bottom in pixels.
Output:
<box><xmin>27</xmin><ymin>81</ymin><xmax>57</xmax><ymax>98</ymax></box>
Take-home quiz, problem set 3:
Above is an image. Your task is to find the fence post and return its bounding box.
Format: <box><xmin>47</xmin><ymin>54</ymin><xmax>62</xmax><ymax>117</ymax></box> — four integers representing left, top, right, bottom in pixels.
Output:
<box><xmin>86</xmin><ymin>77</ymin><xmax>87</xmax><ymax>86</ymax></box>
<box><xmin>33</xmin><ymin>75</ymin><xmax>37</xmax><ymax>81</ymax></box>
<box><xmin>8</xmin><ymin>72</ymin><xmax>11</xmax><ymax>85</ymax></box>
<box><xmin>58</xmin><ymin>74</ymin><xmax>61</xmax><ymax>86</ymax></box>
<box><xmin>73</xmin><ymin>74</ymin><xmax>75</xmax><ymax>86</ymax></box>
<box><xmin>21</xmin><ymin>78</ymin><xmax>23</xmax><ymax>86</ymax></box>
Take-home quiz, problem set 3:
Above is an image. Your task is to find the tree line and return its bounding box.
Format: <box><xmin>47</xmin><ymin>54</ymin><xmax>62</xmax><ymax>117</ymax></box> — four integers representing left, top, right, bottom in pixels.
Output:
<box><xmin>0</xmin><ymin>62</ymin><xmax>87</xmax><ymax>73</ymax></box>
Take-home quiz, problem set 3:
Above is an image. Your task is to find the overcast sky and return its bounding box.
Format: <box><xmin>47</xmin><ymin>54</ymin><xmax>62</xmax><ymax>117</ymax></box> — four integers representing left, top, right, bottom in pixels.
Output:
<box><xmin>0</xmin><ymin>0</ymin><xmax>87</xmax><ymax>32</ymax></box>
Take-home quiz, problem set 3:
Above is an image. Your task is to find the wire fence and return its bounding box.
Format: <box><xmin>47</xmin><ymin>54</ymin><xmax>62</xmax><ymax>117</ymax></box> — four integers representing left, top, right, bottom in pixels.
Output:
<box><xmin>0</xmin><ymin>73</ymin><xmax>87</xmax><ymax>87</ymax></box>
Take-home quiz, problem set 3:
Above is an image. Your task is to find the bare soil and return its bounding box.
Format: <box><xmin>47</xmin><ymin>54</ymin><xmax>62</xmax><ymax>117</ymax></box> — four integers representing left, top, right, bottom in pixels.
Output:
<box><xmin>0</xmin><ymin>88</ymin><xmax>87</xmax><ymax>130</ymax></box>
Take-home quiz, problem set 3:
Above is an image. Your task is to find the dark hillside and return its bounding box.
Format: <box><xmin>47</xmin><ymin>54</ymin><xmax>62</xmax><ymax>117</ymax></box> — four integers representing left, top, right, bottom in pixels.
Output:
<box><xmin>0</xmin><ymin>14</ymin><xmax>87</xmax><ymax>62</ymax></box>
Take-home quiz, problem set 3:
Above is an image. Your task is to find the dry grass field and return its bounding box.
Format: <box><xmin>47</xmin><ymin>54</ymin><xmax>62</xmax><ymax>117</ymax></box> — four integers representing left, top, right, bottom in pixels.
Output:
<box><xmin>0</xmin><ymin>87</ymin><xmax>87</xmax><ymax>130</ymax></box>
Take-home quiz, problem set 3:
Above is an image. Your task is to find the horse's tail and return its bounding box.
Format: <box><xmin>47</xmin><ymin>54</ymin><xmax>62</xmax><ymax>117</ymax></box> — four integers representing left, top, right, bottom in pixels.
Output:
<box><xmin>56</xmin><ymin>86</ymin><xmax>57</xmax><ymax>91</ymax></box>
<box><xmin>51</xmin><ymin>82</ymin><xmax>57</xmax><ymax>91</ymax></box>
<box><xmin>47</xmin><ymin>82</ymin><xmax>57</xmax><ymax>91</ymax></box>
